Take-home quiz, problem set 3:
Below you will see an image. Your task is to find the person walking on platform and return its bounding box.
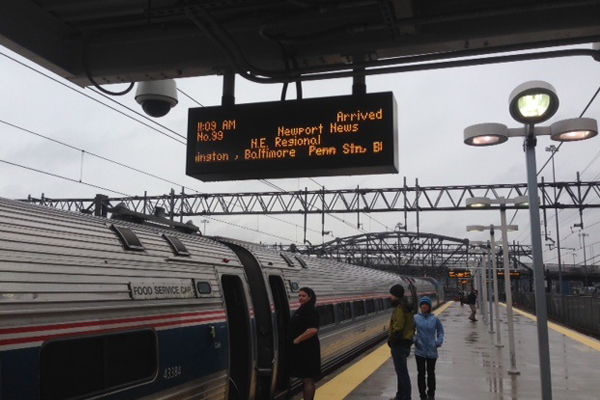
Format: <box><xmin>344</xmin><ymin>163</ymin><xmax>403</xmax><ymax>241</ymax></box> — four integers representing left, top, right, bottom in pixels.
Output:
<box><xmin>414</xmin><ymin>296</ymin><xmax>444</xmax><ymax>400</ymax></box>
<box><xmin>290</xmin><ymin>287</ymin><xmax>321</xmax><ymax>400</ymax></box>
<box><xmin>388</xmin><ymin>284</ymin><xmax>415</xmax><ymax>400</ymax></box>
<box><xmin>466</xmin><ymin>289</ymin><xmax>478</xmax><ymax>321</ymax></box>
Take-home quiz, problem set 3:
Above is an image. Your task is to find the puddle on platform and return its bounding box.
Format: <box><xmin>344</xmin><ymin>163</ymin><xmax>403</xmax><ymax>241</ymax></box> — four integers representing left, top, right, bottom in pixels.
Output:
<box><xmin>465</xmin><ymin>331</ymin><xmax>479</xmax><ymax>344</ymax></box>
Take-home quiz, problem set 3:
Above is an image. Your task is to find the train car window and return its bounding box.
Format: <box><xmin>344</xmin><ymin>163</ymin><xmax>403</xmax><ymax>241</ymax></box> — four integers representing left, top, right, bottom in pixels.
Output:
<box><xmin>110</xmin><ymin>225</ymin><xmax>144</xmax><ymax>251</ymax></box>
<box><xmin>353</xmin><ymin>300</ymin><xmax>365</xmax><ymax>318</ymax></box>
<box><xmin>294</xmin><ymin>256</ymin><xmax>308</xmax><ymax>269</ymax></box>
<box><xmin>317</xmin><ymin>304</ymin><xmax>335</xmax><ymax>326</ymax></box>
<box><xmin>162</xmin><ymin>234</ymin><xmax>190</xmax><ymax>256</ymax></box>
<box><xmin>280</xmin><ymin>253</ymin><xmax>295</xmax><ymax>267</ymax></box>
<box><xmin>195</xmin><ymin>281</ymin><xmax>212</xmax><ymax>295</ymax></box>
<box><xmin>336</xmin><ymin>302</ymin><xmax>352</xmax><ymax>322</ymax></box>
<box><xmin>376</xmin><ymin>298</ymin><xmax>384</xmax><ymax>312</ymax></box>
<box><xmin>40</xmin><ymin>330</ymin><xmax>157</xmax><ymax>400</ymax></box>
<box><xmin>366</xmin><ymin>299</ymin><xmax>376</xmax><ymax>314</ymax></box>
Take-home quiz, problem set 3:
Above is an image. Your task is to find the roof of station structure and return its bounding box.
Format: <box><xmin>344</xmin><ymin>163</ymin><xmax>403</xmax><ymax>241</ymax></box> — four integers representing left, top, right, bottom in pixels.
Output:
<box><xmin>2</xmin><ymin>1</ymin><xmax>600</xmax><ymax>86</ymax></box>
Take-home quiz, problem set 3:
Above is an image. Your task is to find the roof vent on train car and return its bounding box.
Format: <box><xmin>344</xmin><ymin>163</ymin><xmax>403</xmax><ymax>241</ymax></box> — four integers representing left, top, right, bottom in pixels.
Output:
<box><xmin>280</xmin><ymin>253</ymin><xmax>295</xmax><ymax>268</ymax></box>
<box><xmin>110</xmin><ymin>203</ymin><xmax>199</xmax><ymax>234</ymax></box>
<box><xmin>294</xmin><ymin>256</ymin><xmax>308</xmax><ymax>268</ymax></box>
<box><xmin>110</xmin><ymin>225</ymin><xmax>145</xmax><ymax>251</ymax></box>
<box><xmin>162</xmin><ymin>234</ymin><xmax>190</xmax><ymax>256</ymax></box>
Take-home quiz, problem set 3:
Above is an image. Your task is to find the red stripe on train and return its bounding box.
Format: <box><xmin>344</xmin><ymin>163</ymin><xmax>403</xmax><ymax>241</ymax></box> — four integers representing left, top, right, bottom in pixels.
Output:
<box><xmin>0</xmin><ymin>316</ymin><xmax>226</xmax><ymax>347</ymax></box>
<box><xmin>0</xmin><ymin>310</ymin><xmax>225</xmax><ymax>335</ymax></box>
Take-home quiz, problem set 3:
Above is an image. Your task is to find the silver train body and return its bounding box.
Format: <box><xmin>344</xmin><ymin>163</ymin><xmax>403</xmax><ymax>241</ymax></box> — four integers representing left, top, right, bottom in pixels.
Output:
<box><xmin>0</xmin><ymin>198</ymin><xmax>441</xmax><ymax>400</ymax></box>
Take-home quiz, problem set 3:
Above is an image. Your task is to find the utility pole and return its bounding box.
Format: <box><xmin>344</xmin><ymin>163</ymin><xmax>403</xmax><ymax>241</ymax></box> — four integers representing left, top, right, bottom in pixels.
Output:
<box><xmin>546</xmin><ymin>145</ymin><xmax>563</xmax><ymax>293</ymax></box>
<box><xmin>579</xmin><ymin>231</ymin><xmax>589</xmax><ymax>287</ymax></box>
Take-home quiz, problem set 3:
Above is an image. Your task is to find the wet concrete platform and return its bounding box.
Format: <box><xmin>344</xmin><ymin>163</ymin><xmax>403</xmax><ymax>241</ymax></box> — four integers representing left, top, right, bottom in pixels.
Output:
<box><xmin>302</xmin><ymin>301</ymin><xmax>600</xmax><ymax>400</ymax></box>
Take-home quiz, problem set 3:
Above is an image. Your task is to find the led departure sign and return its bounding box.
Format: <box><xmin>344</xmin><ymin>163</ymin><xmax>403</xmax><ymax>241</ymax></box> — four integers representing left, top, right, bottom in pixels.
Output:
<box><xmin>498</xmin><ymin>271</ymin><xmax>521</xmax><ymax>278</ymax></box>
<box><xmin>449</xmin><ymin>270</ymin><xmax>472</xmax><ymax>278</ymax></box>
<box><xmin>186</xmin><ymin>92</ymin><xmax>398</xmax><ymax>181</ymax></box>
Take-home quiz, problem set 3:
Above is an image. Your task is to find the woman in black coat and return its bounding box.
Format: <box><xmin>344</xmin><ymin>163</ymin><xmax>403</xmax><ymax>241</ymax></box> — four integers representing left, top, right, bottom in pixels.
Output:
<box><xmin>290</xmin><ymin>287</ymin><xmax>321</xmax><ymax>400</ymax></box>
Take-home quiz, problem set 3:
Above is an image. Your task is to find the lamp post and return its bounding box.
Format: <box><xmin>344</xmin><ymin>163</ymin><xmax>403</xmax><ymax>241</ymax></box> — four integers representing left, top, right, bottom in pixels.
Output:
<box><xmin>467</xmin><ymin>196</ymin><xmax>526</xmax><ymax>375</ymax></box>
<box><xmin>486</xmin><ymin>241</ymin><xmax>494</xmax><ymax>334</ymax></box>
<box><xmin>463</xmin><ymin>81</ymin><xmax>599</xmax><ymax>400</ymax></box>
<box><xmin>481</xmin><ymin>250</ymin><xmax>489</xmax><ymax>324</ymax></box>
<box><xmin>470</xmin><ymin>241</ymin><xmax>489</xmax><ymax>324</ymax></box>
<box><xmin>468</xmin><ymin>224</ymin><xmax>517</xmax><ymax>348</ymax></box>
<box><xmin>200</xmin><ymin>219</ymin><xmax>209</xmax><ymax>234</ymax></box>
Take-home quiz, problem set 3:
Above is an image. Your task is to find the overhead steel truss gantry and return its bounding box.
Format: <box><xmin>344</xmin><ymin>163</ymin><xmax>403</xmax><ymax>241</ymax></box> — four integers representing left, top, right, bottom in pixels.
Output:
<box><xmin>278</xmin><ymin>231</ymin><xmax>533</xmax><ymax>273</ymax></box>
<box><xmin>23</xmin><ymin>179</ymin><xmax>600</xmax><ymax>218</ymax></box>
<box><xmin>21</xmin><ymin>180</ymin><xmax>559</xmax><ymax>272</ymax></box>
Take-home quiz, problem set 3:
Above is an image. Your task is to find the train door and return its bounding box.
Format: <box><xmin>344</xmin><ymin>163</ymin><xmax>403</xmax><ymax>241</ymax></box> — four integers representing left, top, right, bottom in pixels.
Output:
<box><xmin>268</xmin><ymin>275</ymin><xmax>291</xmax><ymax>395</ymax></box>
<box><xmin>222</xmin><ymin>275</ymin><xmax>253</xmax><ymax>400</ymax></box>
<box><xmin>221</xmin><ymin>243</ymin><xmax>275</xmax><ymax>400</ymax></box>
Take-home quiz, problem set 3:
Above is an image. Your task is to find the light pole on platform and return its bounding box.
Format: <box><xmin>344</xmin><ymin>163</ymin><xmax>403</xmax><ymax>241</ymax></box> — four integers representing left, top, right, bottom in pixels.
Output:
<box><xmin>467</xmin><ymin>196</ymin><xmax>526</xmax><ymax>375</ymax></box>
<box><xmin>463</xmin><ymin>80</ymin><xmax>599</xmax><ymax>400</ymax></box>
<box><xmin>469</xmin><ymin>241</ymin><xmax>489</xmax><ymax>325</ymax></box>
<box><xmin>468</xmin><ymin>224</ymin><xmax>517</xmax><ymax>348</ymax></box>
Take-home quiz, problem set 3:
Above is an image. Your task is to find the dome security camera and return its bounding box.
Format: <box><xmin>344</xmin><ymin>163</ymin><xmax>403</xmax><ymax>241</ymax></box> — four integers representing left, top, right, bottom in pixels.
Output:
<box><xmin>135</xmin><ymin>79</ymin><xmax>178</xmax><ymax>118</ymax></box>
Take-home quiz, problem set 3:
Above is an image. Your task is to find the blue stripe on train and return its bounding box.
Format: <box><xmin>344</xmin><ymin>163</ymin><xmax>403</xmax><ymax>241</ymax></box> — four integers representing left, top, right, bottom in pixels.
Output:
<box><xmin>0</xmin><ymin>322</ymin><xmax>229</xmax><ymax>400</ymax></box>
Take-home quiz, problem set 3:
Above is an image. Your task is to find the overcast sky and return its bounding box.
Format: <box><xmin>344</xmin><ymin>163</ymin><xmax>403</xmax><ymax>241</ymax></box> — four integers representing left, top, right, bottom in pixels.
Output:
<box><xmin>1</xmin><ymin>43</ymin><xmax>599</xmax><ymax>267</ymax></box>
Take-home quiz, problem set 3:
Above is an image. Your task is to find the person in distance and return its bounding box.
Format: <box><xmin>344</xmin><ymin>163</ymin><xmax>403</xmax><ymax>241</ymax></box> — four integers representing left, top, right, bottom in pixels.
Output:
<box><xmin>466</xmin><ymin>289</ymin><xmax>478</xmax><ymax>321</ymax></box>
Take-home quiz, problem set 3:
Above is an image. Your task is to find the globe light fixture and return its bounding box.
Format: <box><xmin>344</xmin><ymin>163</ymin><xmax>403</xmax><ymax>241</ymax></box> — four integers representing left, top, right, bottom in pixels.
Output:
<box><xmin>464</xmin><ymin>118</ymin><xmax>598</xmax><ymax>146</ymax></box>
<box><xmin>513</xmin><ymin>195</ymin><xmax>529</xmax><ymax>207</ymax></box>
<box><xmin>509</xmin><ymin>81</ymin><xmax>559</xmax><ymax>124</ymax></box>
<box><xmin>467</xmin><ymin>223</ymin><xmax>517</xmax><ymax>232</ymax></box>
<box><xmin>464</xmin><ymin>123</ymin><xmax>509</xmax><ymax>146</ymax></box>
<box><xmin>466</xmin><ymin>195</ymin><xmax>528</xmax><ymax>209</ymax></box>
<box><xmin>550</xmin><ymin>118</ymin><xmax>598</xmax><ymax>142</ymax></box>
<box><xmin>466</xmin><ymin>197</ymin><xmax>492</xmax><ymax>208</ymax></box>
<box><xmin>466</xmin><ymin>225</ymin><xmax>485</xmax><ymax>232</ymax></box>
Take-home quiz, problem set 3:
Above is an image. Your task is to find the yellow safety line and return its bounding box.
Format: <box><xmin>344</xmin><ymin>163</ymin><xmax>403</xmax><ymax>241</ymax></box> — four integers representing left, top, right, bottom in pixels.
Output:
<box><xmin>501</xmin><ymin>303</ymin><xmax>600</xmax><ymax>352</ymax></box>
<box><xmin>432</xmin><ymin>300</ymin><xmax>454</xmax><ymax>316</ymax></box>
<box><xmin>313</xmin><ymin>301</ymin><xmax>454</xmax><ymax>400</ymax></box>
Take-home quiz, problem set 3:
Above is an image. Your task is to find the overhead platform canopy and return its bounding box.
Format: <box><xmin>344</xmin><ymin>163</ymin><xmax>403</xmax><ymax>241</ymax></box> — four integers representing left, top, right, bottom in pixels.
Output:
<box><xmin>2</xmin><ymin>0</ymin><xmax>600</xmax><ymax>86</ymax></box>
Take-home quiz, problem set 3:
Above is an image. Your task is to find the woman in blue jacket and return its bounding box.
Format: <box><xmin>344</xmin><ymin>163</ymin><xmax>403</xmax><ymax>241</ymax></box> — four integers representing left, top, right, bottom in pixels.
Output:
<box><xmin>414</xmin><ymin>296</ymin><xmax>444</xmax><ymax>400</ymax></box>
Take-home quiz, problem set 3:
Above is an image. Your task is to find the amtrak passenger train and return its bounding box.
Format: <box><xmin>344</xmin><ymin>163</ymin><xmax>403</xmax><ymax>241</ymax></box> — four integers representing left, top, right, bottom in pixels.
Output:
<box><xmin>0</xmin><ymin>198</ymin><xmax>441</xmax><ymax>400</ymax></box>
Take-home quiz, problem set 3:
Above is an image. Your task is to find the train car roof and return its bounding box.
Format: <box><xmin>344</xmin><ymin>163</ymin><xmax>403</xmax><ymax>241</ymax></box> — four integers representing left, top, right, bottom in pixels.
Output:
<box><xmin>0</xmin><ymin>197</ymin><xmax>242</xmax><ymax>309</ymax></box>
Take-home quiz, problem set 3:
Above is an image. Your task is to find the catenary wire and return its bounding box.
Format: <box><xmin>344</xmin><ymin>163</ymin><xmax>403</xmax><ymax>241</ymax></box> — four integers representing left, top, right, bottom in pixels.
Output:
<box><xmin>88</xmin><ymin>87</ymin><xmax>186</xmax><ymax>140</ymax></box>
<box><xmin>204</xmin><ymin>215</ymin><xmax>298</xmax><ymax>243</ymax></box>
<box><xmin>177</xmin><ymin>88</ymin><xmax>205</xmax><ymax>107</ymax></box>
<box><xmin>0</xmin><ymin>159</ymin><xmax>131</xmax><ymax>196</ymax></box>
<box><xmin>0</xmin><ymin>51</ymin><xmax>186</xmax><ymax>145</ymax></box>
<box><xmin>542</xmin><ymin>211</ymin><xmax>600</xmax><ymax>260</ymax></box>
<box><xmin>535</xmin><ymin>85</ymin><xmax>600</xmax><ymax>177</ymax></box>
<box><xmin>0</xmin><ymin>118</ymin><xmax>199</xmax><ymax>192</ymax></box>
